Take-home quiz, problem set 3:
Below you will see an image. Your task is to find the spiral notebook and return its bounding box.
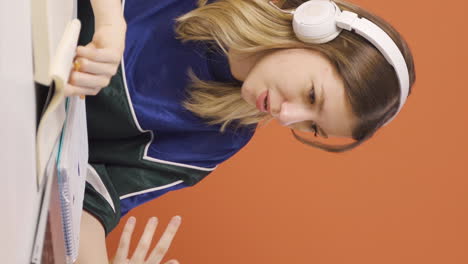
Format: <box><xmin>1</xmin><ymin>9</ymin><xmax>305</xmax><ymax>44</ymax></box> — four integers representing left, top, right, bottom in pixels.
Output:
<box><xmin>55</xmin><ymin>95</ymin><xmax>89</xmax><ymax>263</ymax></box>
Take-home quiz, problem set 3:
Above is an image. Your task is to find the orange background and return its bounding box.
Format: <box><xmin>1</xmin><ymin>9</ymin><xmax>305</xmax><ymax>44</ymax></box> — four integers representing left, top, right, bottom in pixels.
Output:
<box><xmin>105</xmin><ymin>0</ymin><xmax>468</xmax><ymax>263</ymax></box>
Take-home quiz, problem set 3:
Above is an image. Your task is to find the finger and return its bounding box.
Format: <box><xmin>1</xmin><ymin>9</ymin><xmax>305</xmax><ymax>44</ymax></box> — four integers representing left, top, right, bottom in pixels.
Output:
<box><xmin>69</xmin><ymin>70</ymin><xmax>110</xmax><ymax>89</ymax></box>
<box><xmin>164</xmin><ymin>260</ymin><xmax>180</xmax><ymax>264</ymax></box>
<box><xmin>130</xmin><ymin>217</ymin><xmax>158</xmax><ymax>263</ymax></box>
<box><xmin>76</xmin><ymin>45</ymin><xmax>121</xmax><ymax>64</ymax></box>
<box><xmin>147</xmin><ymin>216</ymin><xmax>181</xmax><ymax>264</ymax></box>
<box><xmin>74</xmin><ymin>57</ymin><xmax>118</xmax><ymax>77</ymax></box>
<box><xmin>114</xmin><ymin>217</ymin><xmax>137</xmax><ymax>263</ymax></box>
<box><xmin>65</xmin><ymin>83</ymin><xmax>101</xmax><ymax>96</ymax></box>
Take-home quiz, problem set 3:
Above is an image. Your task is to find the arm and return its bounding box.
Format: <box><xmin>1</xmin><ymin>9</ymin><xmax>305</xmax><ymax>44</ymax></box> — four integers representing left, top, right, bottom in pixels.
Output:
<box><xmin>73</xmin><ymin>2</ymin><xmax>124</xmax><ymax>261</ymax></box>
<box><xmin>89</xmin><ymin>0</ymin><xmax>125</xmax><ymax>28</ymax></box>
<box><xmin>67</xmin><ymin>0</ymin><xmax>126</xmax><ymax>97</ymax></box>
<box><xmin>74</xmin><ymin>210</ymin><xmax>109</xmax><ymax>264</ymax></box>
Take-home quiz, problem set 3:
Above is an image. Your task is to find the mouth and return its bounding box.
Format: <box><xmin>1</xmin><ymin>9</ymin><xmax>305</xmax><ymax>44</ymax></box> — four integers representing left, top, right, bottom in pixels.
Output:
<box><xmin>256</xmin><ymin>90</ymin><xmax>269</xmax><ymax>113</ymax></box>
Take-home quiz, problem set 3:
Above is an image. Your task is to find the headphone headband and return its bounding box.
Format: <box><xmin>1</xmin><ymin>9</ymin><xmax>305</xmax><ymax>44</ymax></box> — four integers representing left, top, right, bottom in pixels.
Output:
<box><xmin>336</xmin><ymin>11</ymin><xmax>409</xmax><ymax>126</ymax></box>
<box><xmin>270</xmin><ymin>0</ymin><xmax>410</xmax><ymax>127</ymax></box>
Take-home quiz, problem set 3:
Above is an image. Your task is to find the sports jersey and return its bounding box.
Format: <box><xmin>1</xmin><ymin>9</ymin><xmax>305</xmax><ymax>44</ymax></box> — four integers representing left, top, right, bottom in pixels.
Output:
<box><xmin>78</xmin><ymin>0</ymin><xmax>256</xmax><ymax>235</ymax></box>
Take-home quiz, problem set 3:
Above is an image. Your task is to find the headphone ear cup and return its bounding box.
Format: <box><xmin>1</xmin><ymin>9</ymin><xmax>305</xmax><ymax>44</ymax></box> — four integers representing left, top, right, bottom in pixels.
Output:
<box><xmin>293</xmin><ymin>0</ymin><xmax>342</xmax><ymax>44</ymax></box>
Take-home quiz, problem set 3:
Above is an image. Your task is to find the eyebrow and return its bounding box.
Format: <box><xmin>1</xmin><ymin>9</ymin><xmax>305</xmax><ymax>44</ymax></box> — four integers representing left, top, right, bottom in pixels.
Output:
<box><xmin>318</xmin><ymin>83</ymin><xmax>325</xmax><ymax>114</ymax></box>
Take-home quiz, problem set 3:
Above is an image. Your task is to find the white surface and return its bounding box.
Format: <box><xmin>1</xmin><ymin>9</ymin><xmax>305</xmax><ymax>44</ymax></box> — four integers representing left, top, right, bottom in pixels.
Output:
<box><xmin>0</xmin><ymin>0</ymin><xmax>78</xmax><ymax>262</ymax></box>
<box><xmin>0</xmin><ymin>0</ymin><xmax>38</xmax><ymax>263</ymax></box>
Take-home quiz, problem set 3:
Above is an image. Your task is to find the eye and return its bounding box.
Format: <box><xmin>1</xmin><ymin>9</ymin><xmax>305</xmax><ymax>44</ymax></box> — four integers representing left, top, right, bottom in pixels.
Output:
<box><xmin>310</xmin><ymin>122</ymin><xmax>319</xmax><ymax>137</ymax></box>
<box><xmin>309</xmin><ymin>87</ymin><xmax>316</xmax><ymax>104</ymax></box>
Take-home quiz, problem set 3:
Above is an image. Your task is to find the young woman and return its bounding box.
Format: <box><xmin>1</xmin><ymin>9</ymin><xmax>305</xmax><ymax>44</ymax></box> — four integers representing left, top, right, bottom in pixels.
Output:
<box><xmin>72</xmin><ymin>0</ymin><xmax>416</xmax><ymax>262</ymax></box>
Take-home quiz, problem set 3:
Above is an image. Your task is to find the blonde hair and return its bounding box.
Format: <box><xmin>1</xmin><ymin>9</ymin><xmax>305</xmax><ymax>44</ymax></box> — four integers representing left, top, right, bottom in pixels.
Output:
<box><xmin>175</xmin><ymin>0</ymin><xmax>416</xmax><ymax>151</ymax></box>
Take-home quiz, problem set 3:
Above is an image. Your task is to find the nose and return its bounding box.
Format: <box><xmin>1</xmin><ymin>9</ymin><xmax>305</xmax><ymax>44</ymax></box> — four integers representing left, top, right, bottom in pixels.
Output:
<box><xmin>272</xmin><ymin>101</ymin><xmax>312</xmax><ymax>127</ymax></box>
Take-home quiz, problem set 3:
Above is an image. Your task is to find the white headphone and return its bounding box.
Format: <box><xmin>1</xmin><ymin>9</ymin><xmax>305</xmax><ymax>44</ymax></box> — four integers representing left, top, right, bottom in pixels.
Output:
<box><xmin>269</xmin><ymin>0</ymin><xmax>410</xmax><ymax>127</ymax></box>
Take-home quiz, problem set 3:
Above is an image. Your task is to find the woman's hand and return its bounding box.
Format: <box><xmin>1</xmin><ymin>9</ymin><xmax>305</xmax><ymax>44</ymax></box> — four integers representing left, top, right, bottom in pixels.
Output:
<box><xmin>66</xmin><ymin>21</ymin><xmax>126</xmax><ymax>97</ymax></box>
<box><xmin>111</xmin><ymin>216</ymin><xmax>182</xmax><ymax>264</ymax></box>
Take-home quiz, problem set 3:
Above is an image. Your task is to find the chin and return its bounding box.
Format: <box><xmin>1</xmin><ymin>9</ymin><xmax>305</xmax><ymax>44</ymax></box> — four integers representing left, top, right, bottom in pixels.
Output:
<box><xmin>240</xmin><ymin>83</ymin><xmax>255</xmax><ymax>106</ymax></box>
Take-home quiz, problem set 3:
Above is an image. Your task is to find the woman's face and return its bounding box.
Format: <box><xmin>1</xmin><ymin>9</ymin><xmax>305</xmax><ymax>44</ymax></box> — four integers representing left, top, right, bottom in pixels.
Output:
<box><xmin>238</xmin><ymin>48</ymin><xmax>357</xmax><ymax>138</ymax></box>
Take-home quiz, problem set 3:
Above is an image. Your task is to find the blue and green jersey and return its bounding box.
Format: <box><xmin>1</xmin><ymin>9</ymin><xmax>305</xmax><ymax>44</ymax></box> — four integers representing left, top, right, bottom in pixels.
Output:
<box><xmin>78</xmin><ymin>0</ymin><xmax>256</xmax><ymax>235</ymax></box>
